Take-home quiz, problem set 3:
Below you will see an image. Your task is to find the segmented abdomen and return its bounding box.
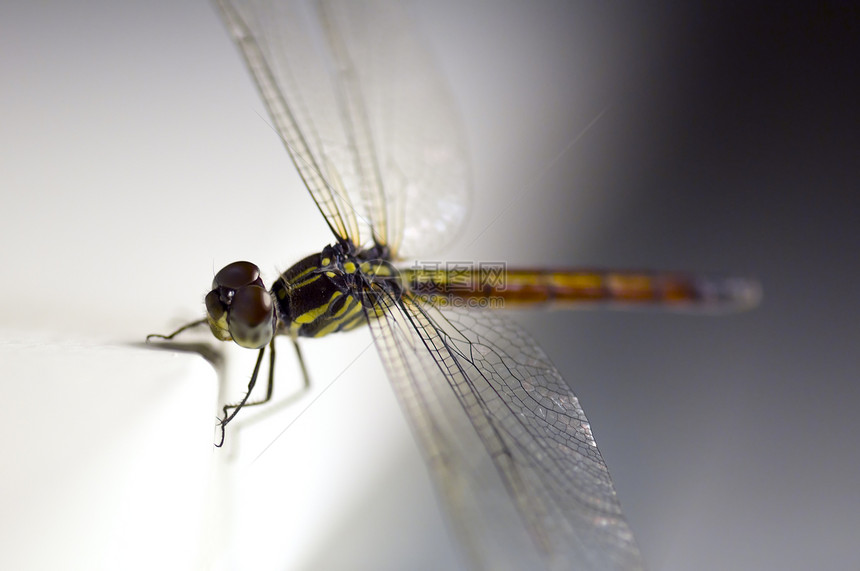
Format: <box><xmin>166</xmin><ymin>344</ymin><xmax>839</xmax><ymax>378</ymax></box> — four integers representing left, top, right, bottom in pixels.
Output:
<box><xmin>405</xmin><ymin>268</ymin><xmax>760</xmax><ymax>312</ymax></box>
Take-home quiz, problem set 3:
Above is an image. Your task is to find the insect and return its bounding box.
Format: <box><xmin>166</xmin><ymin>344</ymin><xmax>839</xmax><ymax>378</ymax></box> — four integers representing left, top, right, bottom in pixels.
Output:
<box><xmin>149</xmin><ymin>1</ymin><xmax>759</xmax><ymax>569</ymax></box>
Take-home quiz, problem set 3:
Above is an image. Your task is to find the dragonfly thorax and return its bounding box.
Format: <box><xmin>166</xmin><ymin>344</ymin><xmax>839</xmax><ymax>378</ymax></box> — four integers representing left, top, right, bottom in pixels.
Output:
<box><xmin>272</xmin><ymin>241</ymin><xmax>402</xmax><ymax>339</ymax></box>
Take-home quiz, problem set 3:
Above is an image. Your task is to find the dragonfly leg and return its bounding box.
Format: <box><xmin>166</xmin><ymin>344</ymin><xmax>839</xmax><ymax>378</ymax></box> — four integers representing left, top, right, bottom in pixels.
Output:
<box><xmin>215</xmin><ymin>338</ymin><xmax>313</xmax><ymax>446</ymax></box>
<box><xmin>145</xmin><ymin>318</ymin><xmax>207</xmax><ymax>342</ymax></box>
<box><xmin>216</xmin><ymin>344</ymin><xmax>268</xmax><ymax>447</ymax></box>
<box><xmin>292</xmin><ymin>337</ymin><xmax>311</xmax><ymax>391</ymax></box>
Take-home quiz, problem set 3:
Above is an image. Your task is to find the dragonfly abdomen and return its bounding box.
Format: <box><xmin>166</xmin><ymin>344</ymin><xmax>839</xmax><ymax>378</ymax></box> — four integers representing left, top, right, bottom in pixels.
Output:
<box><xmin>406</xmin><ymin>268</ymin><xmax>760</xmax><ymax>312</ymax></box>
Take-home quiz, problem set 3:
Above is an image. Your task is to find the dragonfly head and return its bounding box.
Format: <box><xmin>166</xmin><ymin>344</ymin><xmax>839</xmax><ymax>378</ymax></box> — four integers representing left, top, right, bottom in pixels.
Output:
<box><xmin>205</xmin><ymin>261</ymin><xmax>275</xmax><ymax>349</ymax></box>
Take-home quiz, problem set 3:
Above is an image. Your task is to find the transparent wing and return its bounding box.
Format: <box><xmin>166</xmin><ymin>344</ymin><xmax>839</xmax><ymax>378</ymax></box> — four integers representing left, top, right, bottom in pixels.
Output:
<box><xmin>365</xmin><ymin>290</ymin><xmax>645</xmax><ymax>571</ymax></box>
<box><xmin>215</xmin><ymin>0</ymin><xmax>471</xmax><ymax>256</ymax></box>
<box><xmin>216</xmin><ymin>0</ymin><xmax>358</xmax><ymax>243</ymax></box>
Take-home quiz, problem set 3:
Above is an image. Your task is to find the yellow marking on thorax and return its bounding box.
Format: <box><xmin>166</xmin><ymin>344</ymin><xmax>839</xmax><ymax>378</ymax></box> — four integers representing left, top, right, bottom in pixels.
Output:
<box><xmin>312</xmin><ymin>299</ymin><xmax>363</xmax><ymax>337</ymax></box>
<box><xmin>292</xmin><ymin>273</ymin><xmax>322</xmax><ymax>289</ymax></box>
<box><xmin>294</xmin><ymin>290</ymin><xmax>343</xmax><ymax>324</ymax></box>
<box><xmin>332</xmin><ymin>295</ymin><xmax>358</xmax><ymax>318</ymax></box>
<box><xmin>280</xmin><ymin>265</ymin><xmax>321</xmax><ymax>292</ymax></box>
<box><xmin>292</xmin><ymin>265</ymin><xmax>317</xmax><ymax>281</ymax></box>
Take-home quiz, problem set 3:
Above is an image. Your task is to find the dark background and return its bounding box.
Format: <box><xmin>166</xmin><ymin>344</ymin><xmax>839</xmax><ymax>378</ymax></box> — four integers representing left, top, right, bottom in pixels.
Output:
<box><xmin>414</xmin><ymin>2</ymin><xmax>859</xmax><ymax>569</ymax></box>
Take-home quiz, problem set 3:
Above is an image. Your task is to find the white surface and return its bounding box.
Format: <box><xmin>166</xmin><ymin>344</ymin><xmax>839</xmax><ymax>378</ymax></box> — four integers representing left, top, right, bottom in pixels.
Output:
<box><xmin>0</xmin><ymin>330</ymin><xmax>454</xmax><ymax>571</ymax></box>
<box><xmin>0</xmin><ymin>333</ymin><xmax>217</xmax><ymax>571</ymax></box>
<box><xmin>214</xmin><ymin>333</ymin><xmax>462</xmax><ymax>571</ymax></box>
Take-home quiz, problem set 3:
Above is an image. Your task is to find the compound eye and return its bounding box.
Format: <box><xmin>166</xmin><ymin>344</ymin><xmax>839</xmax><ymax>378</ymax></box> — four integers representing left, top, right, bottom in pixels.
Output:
<box><xmin>213</xmin><ymin>261</ymin><xmax>263</xmax><ymax>290</ymax></box>
<box><xmin>227</xmin><ymin>285</ymin><xmax>275</xmax><ymax>349</ymax></box>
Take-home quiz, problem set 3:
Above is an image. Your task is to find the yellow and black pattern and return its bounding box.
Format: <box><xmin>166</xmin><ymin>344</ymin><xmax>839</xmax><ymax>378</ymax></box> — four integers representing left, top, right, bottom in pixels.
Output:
<box><xmin>272</xmin><ymin>245</ymin><xmax>401</xmax><ymax>339</ymax></box>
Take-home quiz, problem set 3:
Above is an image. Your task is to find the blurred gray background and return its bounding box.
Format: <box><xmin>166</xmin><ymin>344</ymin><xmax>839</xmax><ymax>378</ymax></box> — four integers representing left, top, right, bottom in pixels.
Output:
<box><xmin>1</xmin><ymin>1</ymin><xmax>857</xmax><ymax>570</ymax></box>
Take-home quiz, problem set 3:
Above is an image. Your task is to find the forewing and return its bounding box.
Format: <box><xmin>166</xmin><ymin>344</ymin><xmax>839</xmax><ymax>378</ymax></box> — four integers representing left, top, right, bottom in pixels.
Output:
<box><xmin>315</xmin><ymin>0</ymin><xmax>472</xmax><ymax>256</ymax></box>
<box><xmin>215</xmin><ymin>0</ymin><xmax>471</xmax><ymax>256</ymax></box>
<box><xmin>216</xmin><ymin>0</ymin><xmax>360</xmax><ymax>243</ymax></box>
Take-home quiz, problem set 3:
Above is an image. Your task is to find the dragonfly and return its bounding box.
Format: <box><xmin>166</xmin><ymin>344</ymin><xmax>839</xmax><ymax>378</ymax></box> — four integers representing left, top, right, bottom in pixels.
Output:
<box><xmin>149</xmin><ymin>1</ymin><xmax>760</xmax><ymax>569</ymax></box>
